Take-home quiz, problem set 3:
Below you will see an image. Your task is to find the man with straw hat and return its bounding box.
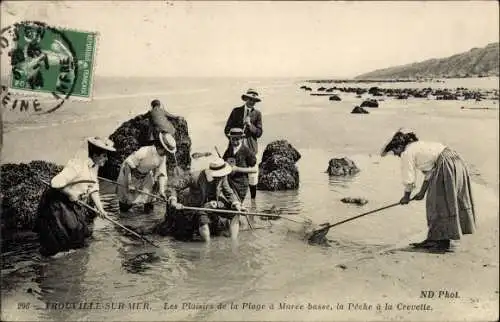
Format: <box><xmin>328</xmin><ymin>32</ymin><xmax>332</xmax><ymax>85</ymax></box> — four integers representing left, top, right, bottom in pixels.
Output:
<box><xmin>224</xmin><ymin>89</ymin><xmax>263</xmax><ymax>201</ymax></box>
<box><xmin>116</xmin><ymin>132</ymin><xmax>177</xmax><ymax>213</ymax></box>
<box><xmin>34</xmin><ymin>137</ymin><xmax>116</xmax><ymax>257</ymax></box>
<box><xmin>165</xmin><ymin>157</ymin><xmax>244</xmax><ymax>242</ymax></box>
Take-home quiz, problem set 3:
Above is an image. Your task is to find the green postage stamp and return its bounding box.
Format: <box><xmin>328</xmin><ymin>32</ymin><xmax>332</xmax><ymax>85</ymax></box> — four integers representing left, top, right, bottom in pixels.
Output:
<box><xmin>8</xmin><ymin>22</ymin><xmax>97</xmax><ymax>101</ymax></box>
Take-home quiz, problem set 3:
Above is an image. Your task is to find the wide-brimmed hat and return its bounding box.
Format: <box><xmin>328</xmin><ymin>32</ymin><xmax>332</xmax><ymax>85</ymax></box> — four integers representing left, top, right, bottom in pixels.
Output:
<box><xmin>159</xmin><ymin>132</ymin><xmax>177</xmax><ymax>153</ymax></box>
<box><xmin>241</xmin><ymin>89</ymin><xmax>261</xmax><ymax>102</ymax></box>
<box><xmin>206</xmin><ymin>158</ymin><xmax>232</xmax><ymax>177</ymax></box>
<box><xmin>380</xmin><ymin>128</ymin><xmax>415</xmax><ymax>157</ymax></box>
<box><xmin>87</xmin><ymin>137</ymin><xmax>116</xmax><ymax>152</ymax></box>
<box><xmin>228</xmin><ymin>127</ymin><xmax>245</xmax><ymax>138</ymax></box>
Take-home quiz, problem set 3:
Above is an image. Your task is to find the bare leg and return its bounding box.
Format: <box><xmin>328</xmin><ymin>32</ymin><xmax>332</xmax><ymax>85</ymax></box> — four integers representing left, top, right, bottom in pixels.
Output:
<box><xmin>199</xmin><ymin>224</ymin><xmax>211</xmax><ymax>243</ymax></box>
<box><xmin>229</xmin><ymin>215</ymin><xmax>240</xmax><ymax>240</ymax></box>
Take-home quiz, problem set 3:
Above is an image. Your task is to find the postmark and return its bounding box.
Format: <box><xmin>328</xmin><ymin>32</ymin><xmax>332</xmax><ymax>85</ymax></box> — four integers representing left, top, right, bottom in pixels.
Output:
<box><xmin>1</xmin><ymin>21</ymin><xmax>97</xmax><ymax>114</ymax></box>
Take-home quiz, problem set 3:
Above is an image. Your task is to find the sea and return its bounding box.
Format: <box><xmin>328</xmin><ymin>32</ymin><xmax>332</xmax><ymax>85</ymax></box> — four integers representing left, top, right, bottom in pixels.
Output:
<box><xmin>1</xmin><ymin>76</ymin><xmax>499</xmax><ymax>321</ymax></box>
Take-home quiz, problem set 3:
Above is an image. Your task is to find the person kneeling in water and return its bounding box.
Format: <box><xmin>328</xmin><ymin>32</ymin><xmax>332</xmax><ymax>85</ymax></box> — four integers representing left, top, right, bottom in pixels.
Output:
<box><xmin>167</xmin><ymin>158</ymin><xmax>245</xmax><ymax>242</ymax></box>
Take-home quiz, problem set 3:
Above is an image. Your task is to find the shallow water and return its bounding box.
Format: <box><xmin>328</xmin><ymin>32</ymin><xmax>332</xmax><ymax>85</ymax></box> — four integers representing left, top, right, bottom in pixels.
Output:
<box><xmin>1</xmin><ymin>77</ymin><xmax>499</xmax><ymax>321</ymax></box>
<box><xmin>1</xmin><ymin>152</ymin><xmax>424</xmax><ymax>321</ymax></box>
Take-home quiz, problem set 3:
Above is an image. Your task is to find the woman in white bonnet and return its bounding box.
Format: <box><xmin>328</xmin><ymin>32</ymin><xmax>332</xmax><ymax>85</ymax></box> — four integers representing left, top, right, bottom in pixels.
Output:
<box><xmin>381</xmin><ymin>129</ymin><xmax>476</xmax><ymax>252</ymax></box>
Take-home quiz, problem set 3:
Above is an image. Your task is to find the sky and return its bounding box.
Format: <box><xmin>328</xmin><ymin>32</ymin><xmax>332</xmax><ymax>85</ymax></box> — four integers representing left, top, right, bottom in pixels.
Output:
<box><xmin>1</xmin><ymin>1</ymin><xmax>499</xmax><ymax>78</ymax></box>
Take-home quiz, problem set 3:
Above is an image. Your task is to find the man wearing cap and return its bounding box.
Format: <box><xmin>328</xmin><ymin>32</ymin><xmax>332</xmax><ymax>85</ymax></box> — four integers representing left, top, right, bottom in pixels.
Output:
<box><xmin>166</xmin><ymin>158</ymin><xmax>244</xmax><ymax>242</ymax></box>
<box><xmin>117</xmin><ymin>132</ymin><xmax>177</xmax><ymax>213</ymax></box>
<box><xmin>147</xmin><ymin>99</ymin><xmax>182</xmax><ymax>143</ymax></box>
<box><xmin>224</xmin><ymin>89</ymin><xmax>263</xmax><ymax>201</ymax></box>
<box><xmin>223</xmin><ymin>127</ymin><xmax>257</xmax><ymax>202</ymax></box>
<box><xmin>34</xmin><ymin>137</ymin><xmax>115</xmax><ymax>257</ymax></box>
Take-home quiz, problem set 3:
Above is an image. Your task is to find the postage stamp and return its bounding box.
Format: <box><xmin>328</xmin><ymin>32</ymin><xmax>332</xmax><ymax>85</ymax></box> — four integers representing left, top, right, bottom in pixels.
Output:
<box><xmin>7</xmin><ymin>21</ymin><xmax>97</xmax><ymax>101</ymax></box>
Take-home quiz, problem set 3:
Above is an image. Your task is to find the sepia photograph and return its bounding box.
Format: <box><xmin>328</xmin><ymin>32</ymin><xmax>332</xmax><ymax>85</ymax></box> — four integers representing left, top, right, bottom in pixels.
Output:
<box><xmin>1</xmin><ymin>1</ymin><xmax>498</xmax><ymax>321</ymax></box>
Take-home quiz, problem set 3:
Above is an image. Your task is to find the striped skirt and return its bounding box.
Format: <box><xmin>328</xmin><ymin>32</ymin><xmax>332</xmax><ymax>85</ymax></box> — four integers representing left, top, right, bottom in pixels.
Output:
<box><xmin>426</xmin><ymin>148</ymin><xmax>476</xmax><ymax>241</ymax></box>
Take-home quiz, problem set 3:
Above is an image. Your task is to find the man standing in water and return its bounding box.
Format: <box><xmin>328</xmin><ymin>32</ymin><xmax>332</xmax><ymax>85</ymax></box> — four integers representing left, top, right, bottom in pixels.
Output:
<box><xmin>224</xmin><ymin>89</ymin><xmax>263</xmax><ymax>202</ymax></box>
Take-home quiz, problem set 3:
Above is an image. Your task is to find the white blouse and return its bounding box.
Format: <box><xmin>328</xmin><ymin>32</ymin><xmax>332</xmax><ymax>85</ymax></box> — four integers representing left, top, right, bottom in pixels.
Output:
<box><xmin>400</xmin><ymin>141</ymin><xmax>446</xmax><ymax>191</ymax></box>
<box><xmin>125</xmin><ymin>146</ymin><xmax>167</xmax><ymax>178</ymax></box>
<box><xmin>51</xmin><ymin>157</ymin><xmax>99</xmax><ymax>201</ymax></box>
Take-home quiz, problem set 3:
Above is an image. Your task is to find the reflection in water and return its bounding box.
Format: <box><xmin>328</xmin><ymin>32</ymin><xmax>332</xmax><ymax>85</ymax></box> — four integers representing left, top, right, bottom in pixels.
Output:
<box><xmin>35</xmin><ymin>249</ymin><xmax>91</xmax><ymax>321</ymax></box>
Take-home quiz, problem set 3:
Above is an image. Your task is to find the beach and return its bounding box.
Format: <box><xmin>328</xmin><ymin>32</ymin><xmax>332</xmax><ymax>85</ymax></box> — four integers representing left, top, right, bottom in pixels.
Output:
<box><xmin>1</xmin><ymin>76</ymin><xmax>499</xmax><ymax>321</ymax></box>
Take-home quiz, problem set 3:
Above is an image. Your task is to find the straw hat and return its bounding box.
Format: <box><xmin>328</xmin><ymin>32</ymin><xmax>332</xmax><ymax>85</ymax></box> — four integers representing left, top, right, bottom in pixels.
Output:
<box><xmin>241</xmin><ymin>89</ymin><xmax>261</xmax><ymax>102</ymax></box>
<box><xmin>206</xmin><ymin>158</ymin><xmax>232</xmax><ymax>177</ymax></box>
<box><xmin>159</xmin><ymin>132</ymin><xmax>177</xmax><ymax>153</ymax></box>
<box><xmin>87</xmin><ymin>137</ymin><xmax>116</xmax><ymax>152</ymax></box>
<box><xmin>228</xmin><ymin>127</ymin><xmax>245</xmax><ymax>138</ymax></box>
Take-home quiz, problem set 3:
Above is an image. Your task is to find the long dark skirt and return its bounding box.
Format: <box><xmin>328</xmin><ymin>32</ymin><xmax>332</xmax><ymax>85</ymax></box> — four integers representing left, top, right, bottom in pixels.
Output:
<box><xmin>34</xmin><ymin>188</ymin><xmax>93</xmax><ymax>256</ymax></box>
<box><xmin>426</xmin><ymin>148</ymin><xmax>476</xmax><ymax>241</ymax></box>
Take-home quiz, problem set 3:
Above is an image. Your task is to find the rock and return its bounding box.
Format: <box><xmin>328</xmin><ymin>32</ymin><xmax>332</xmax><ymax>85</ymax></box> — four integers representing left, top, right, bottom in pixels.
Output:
<box><xmin>368</xmin><ymin>87</ymin><xmax>383</xmax><ymax>96</ymax></box>
<box><xmin>360</xmin><ymin>99</ymin><xmax>379</xmax><ymax>108</ymax></box>
<box><xmin>341</xmin><ymin>197</ymin><xmax>368</xmax><ymax>206</ymax></box>
<box><xmin>99</xmin><ymin>112</ymin><xmax>192</xmax><ymax>180</ymax></box>
<box><xmin>258</xmin><ymin>140</ymin><xmax>301</xmax><ymax>191</ymax></box>
<box><xmin>261</xmin><ymin>140</ymin><xmax>301</xmax><ymax>164</ymax></box>
<box><xmin>326</xmin><ymin>157</ymin><xmax>360</xmax><ymax>176</ymax></box>
<box><xmin>329</xmin><ymin>94</ymin><xmax>341</xmax><ymax>101</ymax></box>
<box><xmin>1</xmin><ymin>161</ymin><xmax>67</xmax><ymax>234</ymax></box>
<box><xmin>351</xmin><ymin>106</ymin><xmax>369</xmax><ymax>114</ymax></box>
<box><xmin>318</xmin><ymin>87</ymin><xmax>326</xmax><ymax>91</ymax></box>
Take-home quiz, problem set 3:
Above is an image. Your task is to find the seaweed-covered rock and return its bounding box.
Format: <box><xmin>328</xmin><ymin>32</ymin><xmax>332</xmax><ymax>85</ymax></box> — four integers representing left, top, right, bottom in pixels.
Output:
<box><xmin>341</xmin><ymin>197</ymin><xmax>368</xmax><ymax>206</ymax></box>
<box><xmin>258</xmin><ymin>168</ymin><xmax>299</xmax><ymax>191</ymax></box>
<box><xmin>99</xmin><ymin>112</ymin><xmax>192</xmax><ymax>180</ymax></box>
<box><xmin>351</xmin><ymin>106</ymin><xmax>369</xmax><ymax>114</ymax></box>
<box><xmin>360</xmin><ymin>99</ymin><xmax>379</xmax><ymax>108</ymax></box>
<box><xmin>261</xmin><ymin>140</ymin><xmax>301</xmax><ymax>164</ymax></box>
<box><xmin>258</xmin><ymin>140</ymin><xmax>300</xmax><ymax>191</ymax></box>
<box><xmin>326</xmin><ymin>157</ymin><xmax>360</xmax><ymax>176</ymax></box>
<box><xmin>329</xmin><ymin>95</ymin><xmax>341</xmax><ymax>101</ymax></box>
<box><xmin>1</xmin><ymin>161</ymin><xmax>64</xmax><ymax>233</ymax></box>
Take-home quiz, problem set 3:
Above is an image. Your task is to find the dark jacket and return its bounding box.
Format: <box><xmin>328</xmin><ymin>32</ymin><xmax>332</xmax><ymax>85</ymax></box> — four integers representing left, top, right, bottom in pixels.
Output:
<box><xmin>223</xmin><ymin>143</ymin><xmax>257</xmax><ymax>201</ymax></box>
<box><xmin>224</xmin><ymin>105</ymin><xmax>262</xmax><ymax>155</ymax></box>
<box><xmin>168</xmin><ymin>170</ymin><xmax>239</xmax><ymax>208</ymax></box>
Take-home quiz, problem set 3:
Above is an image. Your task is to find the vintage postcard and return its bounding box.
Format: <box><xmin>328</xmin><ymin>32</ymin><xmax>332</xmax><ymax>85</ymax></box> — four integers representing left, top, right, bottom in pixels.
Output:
<box><xmin>1</xmin><ymin>1</ymin><xmax>498</xmax><ymax>322</ymax></box>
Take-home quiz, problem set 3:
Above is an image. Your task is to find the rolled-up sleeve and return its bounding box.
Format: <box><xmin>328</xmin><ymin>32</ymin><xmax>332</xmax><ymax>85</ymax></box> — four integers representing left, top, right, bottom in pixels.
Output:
<box><xmin>400</xmin><ymin>152</ymin><xmax>416</xmax><ymax>192</ymax></box>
